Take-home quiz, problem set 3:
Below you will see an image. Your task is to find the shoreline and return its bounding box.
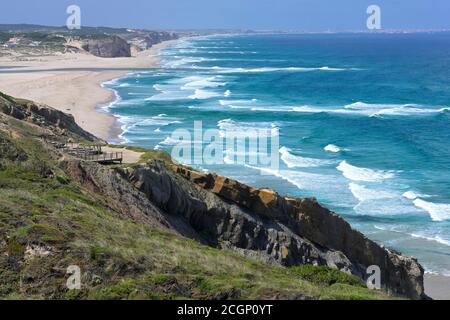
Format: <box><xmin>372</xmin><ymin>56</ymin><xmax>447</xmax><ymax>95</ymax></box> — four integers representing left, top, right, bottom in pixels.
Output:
<box><xmin>425</xmin><ymin>274</ymin><xmax>450</xmax><ymax>300</ymax></box>
<box><xmin>0</xmin><ymin>39</ymin><xmax>178</xmax><ymax>140</ymax></box>
<box><xmin>1</xmin><ymin>35</ymin><xmax>449</xmax><ymax>300</ymax></box>
<box><xmin>99</xmin><ymin>39</ymin><xmax>181</xmax><ymax>142</ymax></box>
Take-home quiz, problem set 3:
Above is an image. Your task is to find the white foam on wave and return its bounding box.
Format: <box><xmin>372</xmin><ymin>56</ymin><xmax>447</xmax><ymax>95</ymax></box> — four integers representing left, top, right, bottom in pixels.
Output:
<box><xmin>373</xmin><ymin>225</ymin><xmax>450</xmax><ymax>247</ymax></box>
<box><xmin>152</xmin><ymin>84</ymin><xmax>167</xmax><ymax>91</ymax></box>
<box><xmin>410</xmin><ymin>233</ymin><xmax>450</xmax><ymax>247</ymax></box>
<box><xmin>319</xmin><ymin>66</ymin><xmax>347</xmax><ymax>71</ymax></box>
<box><xmin>191</xmin><ymin>65</ymin><xmax>350</xmax><ymax>74</ymax></box>
<box><xmin>100</xmin><ymin>78</ymin><xmax>122</xmax><ymax>101</ymax></box>
<box><xmin>244</xmin><ymin>165</ymin><xmax>352</xmax><ymax>207</ymax></box>
<box><xmin>402</xmin><ymin>191</ymin><xmax>431</xmax><ymax>200</ymax></box>
<box><xmin>279</xmin><ymin>146</ymin><xmax>334</xmax><ymax>168</ymax></box>
<box><xmin>181</xmin><ymin>76</ymin><xmax>226</xmax><ymax>89</ymax></box>
<box><xmin>117</xmin><ymin>114</ymin><xmax>182</xmax><ymax>140</ymax></box>
<box><xmin>291</xmin><ymin>106</ymin><xmax>325</xmax><ymax>113</ymax></box>
<box><xmin>373</xmin><ymin>224</ymin><xmax>402</xmax><ymax>233</ymax></box>
<box><xmin>158</xmin><ymin>136</ymin><xmax>183</xmax><ymax>146</ymax></box>
<box><xmin>347</xmin><ymin>183</ymin><xmax>418</xmax><ymax>216</ymax></box>
<box><xmin>219</xmin><ymin>99</ymin><xmax>257</xmax><ymax>106</ymax></box>
<box><xmin>195</xmin><ymin>46</ymin><xmax>230</xmax><ymax>49</ymax></box>
<box><xmin>166</xmin><ymin>56</ymin><xmax>219</xmax><ymax>68</ymax></box>
<box><xmin>401</xmin><ymin>192</ymin><xmax>450</xmax><ymax>221</ymax></box>
<box><xmin>412</xmin><ymin>199</ymin><xmax>450</xmax><ymax>222</ymax></box>
<box><xmin>178</xmin><ymin>49</ymin><xmax>199</xmax><ymax>54</ymax></box>
<box><xmin>190</xmin><ymin>100</ymin><xmax>450</xmax><ymax>117</ymax></box>
<box><xmin>245</xmin><ymin>165</ymin><xmax>303</xmax><ymax>190</ymax></box>
<box><xmin>188</xmin><ymin>89</ymin><xmax>221</xmax><ymax>100</ymax></box>
<box><xmin>286</xmin><ymin>102</ymin><xmax>450</xmax><ymax>117</ymax></box>
<box><xmin>146</xmin><ymin>84</ymin><xmax>192</xmax><ymax>101</ymax></box>
<box><xmin>217</xmin><ymin>119</ymin><xmax>279</xmax><ymax>138</ymax></box>
<box><xmin>349</xmin><ymin>183</ymin><xmax>397</xmax><ymax>202</ymax></box>
<box><xmin>344</xmin><ymin>102</ymin><xmax>450</xmax><ymax>117</ymax></box>
<box><xmin>324</xmin><ymin>144</ymin><xmax>341</xmax><ymax>153</ymax></box>
<box><xmin>337</xmin><ymin>161</ymin><xmax>395</xmax><ymax>182</ymax></box>
<box><xmin>101</xmin><ymin>78</ymin><xmax>120</xmax><ymax>87</ymax></box>
<box><xmin>203</xmin><ymin>51</ymin><xmax>258</xmax><ymax>54</ymax></box>
<box><xmin>148</xmin><ymin>75</ymin><xmax>229</xmax><ymax>101</ymax></box>
<box><xmin>223</xmin><ymin>149</ymin><xmax>260</xmax><ymax>165</ymax></box>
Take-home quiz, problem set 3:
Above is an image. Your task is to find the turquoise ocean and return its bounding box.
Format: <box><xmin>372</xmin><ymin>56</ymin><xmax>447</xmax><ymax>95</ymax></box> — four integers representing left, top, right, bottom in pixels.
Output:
<box><xmin>103</xmin><ymin>33</ymin><xmax>450</xmax><ymax>276</ymax></box>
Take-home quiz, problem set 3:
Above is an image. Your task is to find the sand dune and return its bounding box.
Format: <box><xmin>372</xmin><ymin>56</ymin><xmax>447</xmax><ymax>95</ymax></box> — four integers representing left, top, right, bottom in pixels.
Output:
<box><xmin>0</xmin><ymin>40</ymin><xmax>176</xmax><ymax>140</ymax></box>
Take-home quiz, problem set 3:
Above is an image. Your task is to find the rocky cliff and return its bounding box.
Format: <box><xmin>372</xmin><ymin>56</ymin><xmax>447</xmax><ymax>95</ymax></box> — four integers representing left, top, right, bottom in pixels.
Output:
<box><xmin>168</xmin><ymin>165</ymin><xmax>425</xmax><ymax>299</ymax></box>
<box><xmin>82</xmin><ymin>36</ymin><xmax>131</xmax><ymax>58</ymax></box>
<box><xmin>127</xmin><ymin>31</ymin><xmax>179</xmax><ymax>51</ymax></box>
<box><xmin>0</xmin><ymin>92</ymin><xmax>426</xmax><ymax>300</ymax></box>
<box><xmin>55</xmin><ymin>155</ymin><xmax>425</xmax><ymax>299</ymax></box>
<box><xmin>0</xmin><ymin>92</ymin><xmax>98</xmax><ymax>142</ymax></box>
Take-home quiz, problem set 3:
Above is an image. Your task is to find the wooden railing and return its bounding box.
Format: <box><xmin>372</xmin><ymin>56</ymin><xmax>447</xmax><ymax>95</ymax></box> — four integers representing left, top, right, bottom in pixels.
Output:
<box><xmin>78</xmin><ymin>152</ymin><xmax>123</xmax><ymax>164</ymax></box>
<box><xmin>48</xmin><ymin>141</ymin><xmax>123</xmax><ymax>164</ymax></box>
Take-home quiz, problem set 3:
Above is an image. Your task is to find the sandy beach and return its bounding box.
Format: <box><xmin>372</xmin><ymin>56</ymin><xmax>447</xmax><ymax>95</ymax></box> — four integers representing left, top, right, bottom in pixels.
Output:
<box><xmin>0</xmin><ymin>40</ymin><xmax>176</xmax><ymax>140</ymax></box>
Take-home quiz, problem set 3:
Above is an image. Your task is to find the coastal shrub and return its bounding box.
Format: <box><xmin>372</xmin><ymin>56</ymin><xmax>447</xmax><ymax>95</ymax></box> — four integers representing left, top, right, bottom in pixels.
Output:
<box><xmin>5</xmin><ymin>238</ymin><xmax>25</xmax><ymax>256</ymax></box>
<box><xmin>287</xmin><ymin>265</ymin><xmax>364</xmax><ymax>287</ymax></box>
<box><xmin>149</xmin><ymin>274</ymin><xmax>174</xmax><ymax>286</ymax></box>
<box><xmin>0</xmin><ymin>134</ymin><xmax>28</xmax><ymax>162</ymax></box>
<box><xmin>25</xmin><ymin>158</ymin><xmax>54</xmax><ymax>178</ymax></box>
<box><xmin>0</xmin><ymin>91</ymin><xmax>14</xmax><ymax>102</ymax></box>
<box><xmin>14</xmin><ymin>224</ymin><xmax>65</xmax><ymax>245</ymax></box>
<box><xmin>320</xmin><ymin>283</ymin><xmax>389</xmax><ymax>300</ymax></box>
<box><xmin>89</xmin><ymin>245</ymin><xmax>113</xmax><ymax>262</ymax></box>
<box><xmin>91</xmin><ymin>279</ymin><xmax>138</xmax><ymax>300</ymax></box>
<box><xmin>0</xmin><ymin>256</ymin><xmax>21</xmax><ymax>296</ymax></box>
<box><xmin>55</xmin><ymin>175</ymin><xmax>70</xmax><ymax>185</ymax></box>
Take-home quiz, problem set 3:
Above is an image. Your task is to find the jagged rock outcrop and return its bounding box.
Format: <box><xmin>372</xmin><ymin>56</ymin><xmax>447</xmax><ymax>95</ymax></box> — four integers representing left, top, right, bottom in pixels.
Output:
<box><xmin>126</xmin><ymin>31</ymin><xmax>179</xmax><ymax>51</ymax></box>
<box><xmin>62</xmin><ymin>157</ymin><xmax>426</xmax><ymax>300</ymax></box>
<box><xmin>82</xmin><ymin>36</ymin><xmax>131</xmax><ymax>58</ymax></box>
<box><xmin>141</xmin><ymin>32</ymin><xmax>179</xmax><ymax>49</ymax></box>
<box><xmin>170</xmin><ymin>165</ymin><xmax>425</xmax><ymax>299</ymax></box>
<box><xmin>0</xmin><ymin>93</ymin><xmax>98</xmax><ymax>142</ymax></box>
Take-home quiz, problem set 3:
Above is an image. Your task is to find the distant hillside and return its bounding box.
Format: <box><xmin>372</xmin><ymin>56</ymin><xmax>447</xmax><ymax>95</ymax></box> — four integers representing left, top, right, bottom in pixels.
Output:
<box><xmin>0</xmin><ymin>24</ymin><xmax>180</xmax><ymax>58</ymax></box>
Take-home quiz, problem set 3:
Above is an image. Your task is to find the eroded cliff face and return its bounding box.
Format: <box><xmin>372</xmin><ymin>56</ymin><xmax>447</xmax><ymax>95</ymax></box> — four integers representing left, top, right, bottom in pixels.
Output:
<box><xmin>170</xmin><ymin>166</ymin><xmax>425</xmax><ymax>299</ymax></box>
<box><xmin>82</xmin><ymin>36</ymin><xmax>131</xmax><ymax>58</ymax></box>
<box><xmin>0</xmin><ymin>93</ymin><xmax>98</xmax><ymax>142</ymax></box>
<box><xmin>62</xmin><ymin>158</ymin><xmax>425</xmax><ymax>300</ymax></box>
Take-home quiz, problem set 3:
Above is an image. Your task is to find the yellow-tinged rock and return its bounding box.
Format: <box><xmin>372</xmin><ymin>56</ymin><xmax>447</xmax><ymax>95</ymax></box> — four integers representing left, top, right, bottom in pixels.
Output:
<box><xmin>258</xmin><ymin>189</ymin><xmax>278</xmax><ymax>206</ymax></box>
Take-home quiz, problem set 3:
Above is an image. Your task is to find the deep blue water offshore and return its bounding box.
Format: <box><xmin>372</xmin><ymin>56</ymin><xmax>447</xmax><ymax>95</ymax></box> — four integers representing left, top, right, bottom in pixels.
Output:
<box><xmin>103</xmin><ymin>33</ymin><xmax>450</xmax><ymax>276</ymax></box>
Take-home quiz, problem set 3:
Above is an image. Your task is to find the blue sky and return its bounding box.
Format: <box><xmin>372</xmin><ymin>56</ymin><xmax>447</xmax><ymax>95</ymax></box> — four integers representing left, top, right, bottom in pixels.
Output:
<box><xmin>1</xmin><ymin>0</ymin><xmax>449</xmax><ymax>31</ymax></box>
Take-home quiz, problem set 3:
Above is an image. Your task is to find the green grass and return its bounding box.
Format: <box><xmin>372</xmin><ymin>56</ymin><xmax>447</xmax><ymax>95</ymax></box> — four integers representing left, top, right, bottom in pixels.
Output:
<box><xmin>107</xmin><ymin>144</ymin><xmax>172</xmax><ymax>164</ymax></box>
<box><xmin>285</xmin><ymin>265</ymin><xmax>364</xmax><ymax>287</ymax></box>
<box><xmin>1</xmin><ymin>91</ymin><xmax>32</xmax><ymax>105</ymax></box>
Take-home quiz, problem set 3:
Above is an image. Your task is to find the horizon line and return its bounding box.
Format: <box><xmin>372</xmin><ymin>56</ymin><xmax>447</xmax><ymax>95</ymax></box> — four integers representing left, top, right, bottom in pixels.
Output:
<box><xmin>1</xmin><ymin>23</ymin><xmax>450</xmax><ymax>34</ymax></box>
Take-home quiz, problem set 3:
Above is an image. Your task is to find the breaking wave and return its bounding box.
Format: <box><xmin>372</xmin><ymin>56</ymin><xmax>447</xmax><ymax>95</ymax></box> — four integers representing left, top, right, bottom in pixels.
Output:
<box><xmin>279</xmin><ymin>146</ymin><xmax>334</xmax><ymax>168</ymax></box>
<box><xmin>337</xmin><ymin>161</ymin><xmax>395</xmax><ymax>182</ymax></box>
